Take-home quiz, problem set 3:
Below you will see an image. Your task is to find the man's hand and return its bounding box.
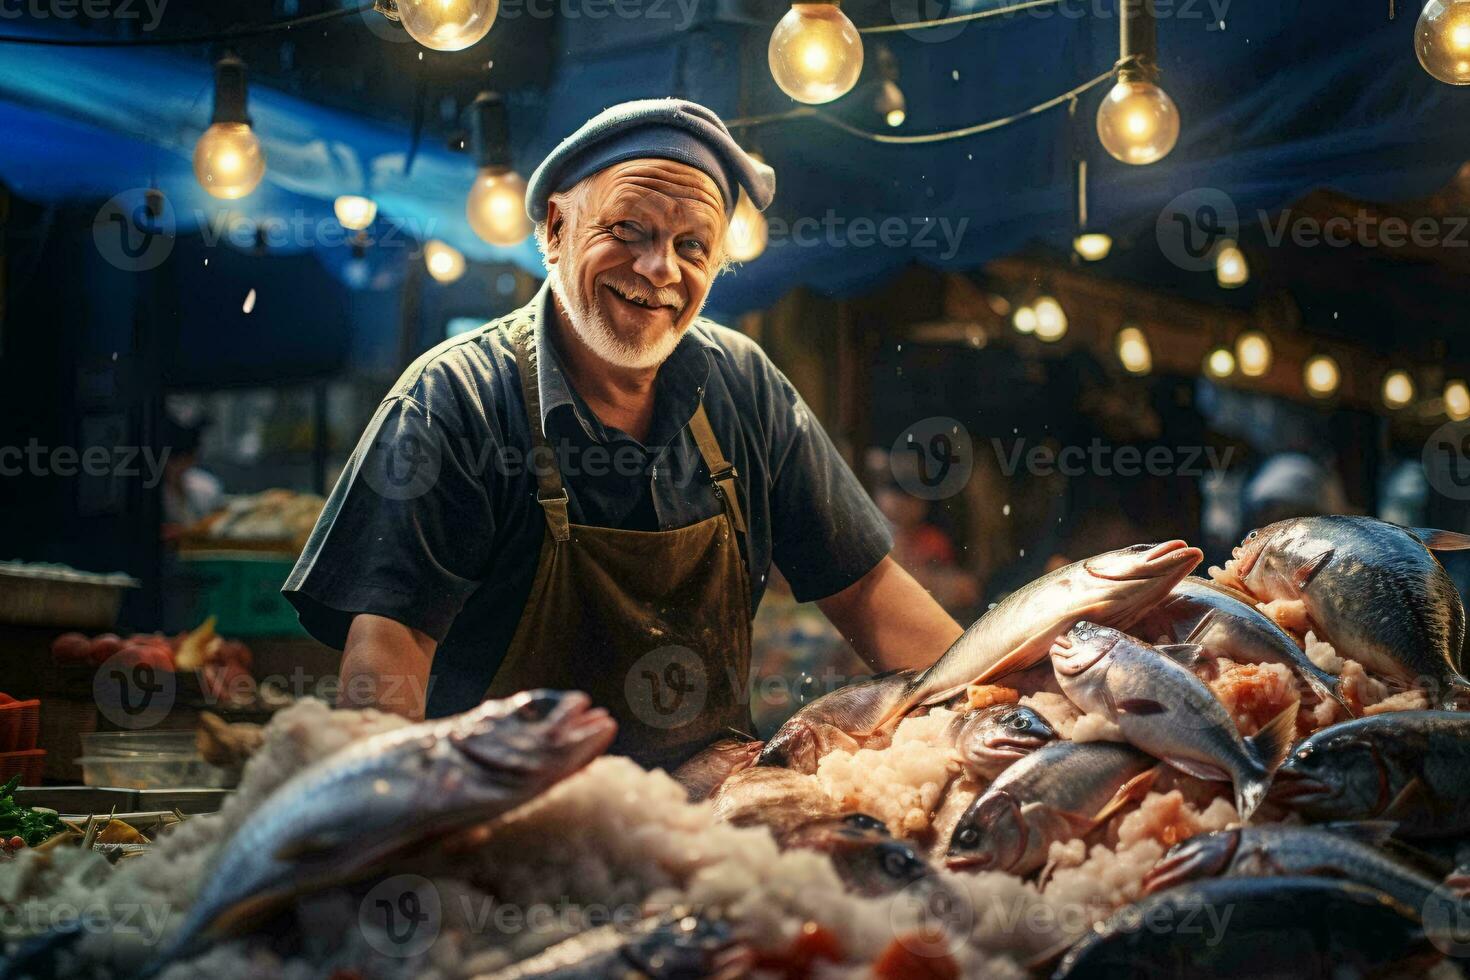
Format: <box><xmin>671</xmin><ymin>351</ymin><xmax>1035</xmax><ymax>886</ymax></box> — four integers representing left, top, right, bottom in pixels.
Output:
<box><xmin>816</xmin><ymin>555</ymin><xmax>964</xmax><ymax>673</ymax></box>
<box><xmin>340</xmin><ymin>614</ymin><xmax>436</xmax><ymax>720</ymax></box>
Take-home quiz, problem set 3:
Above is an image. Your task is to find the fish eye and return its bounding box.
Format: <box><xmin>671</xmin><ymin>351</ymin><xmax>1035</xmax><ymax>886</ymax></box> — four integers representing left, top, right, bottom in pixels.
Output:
<box><xmin>844</xmin><ymin>813</ymin><xmax>888</xmax><ymax>834</ymax></box>
<box><xmin>881</xmin><ymin>845</ymin><xmax>922</xmax><ymax>878</ymax></box>
<box><xmin>1245</xmin><ymin>529</ymin><xmax>1259</xmax><ymax>541</ymax></box>
<box><xmin>1006</xmin><ymin>713</ymin><xmax>1032</xmax><ymax>731</ymax></box>
<box><xmin>956</xmin><ymin>827</ymin><xmax>979</xmax><ymax>848</ymax></box>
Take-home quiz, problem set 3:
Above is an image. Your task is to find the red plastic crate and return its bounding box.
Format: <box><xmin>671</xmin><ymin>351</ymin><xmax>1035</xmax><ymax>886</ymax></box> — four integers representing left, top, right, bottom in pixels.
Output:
<box><xmin>0</xmin><ymin>700</ymin><xmax>40</xmax><ymax>753</ymax></box>
<box><xmin>0</xmin><ymin>750</ymin><xmax>46</xmax><ymax>786</ymax></box>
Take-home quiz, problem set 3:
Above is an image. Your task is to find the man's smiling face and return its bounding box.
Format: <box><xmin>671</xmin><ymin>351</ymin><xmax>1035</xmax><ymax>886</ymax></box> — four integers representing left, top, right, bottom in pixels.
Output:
<box><xmin>544</xmin><ymin>159</ymin><xmax>727</xmax><ymax>370</ymax></box>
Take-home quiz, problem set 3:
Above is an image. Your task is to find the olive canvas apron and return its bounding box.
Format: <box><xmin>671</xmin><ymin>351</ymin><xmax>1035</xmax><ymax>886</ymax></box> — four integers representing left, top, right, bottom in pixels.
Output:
<box><xmin>485</xmin><ymin>319</ymin><xmax>755</xmax><ymax>772</ymax></box>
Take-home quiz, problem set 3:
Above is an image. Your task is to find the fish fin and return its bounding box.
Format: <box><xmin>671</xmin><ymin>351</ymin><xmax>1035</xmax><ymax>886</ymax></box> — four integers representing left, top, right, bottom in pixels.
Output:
<box><xmin>273</xmin><ymin>832</ymin><xmax>347</xmax><ymax>864</ymax></box>
<box><xmin>1298</xmin><ymin>667</ymin><xmax>1356</xmax><ymax>719</ymax></box>
<box><xmin>1409</xmin><ymin>527</ymin><xmax>1470</xmax><ymax>552</ymax></box>
<box><xmin>1162</xmin><ymin>756</ymin><xmax>1231</xmax><ymax>782</ymax></box>
<box><xmin>1090</xmin><ymin>766</ymin><xmax>1161</xmax><ymax>825</ymax></box>
<box><xmin>1154</xmin><ymin>644</ymin><xmax>1209</xmax><ymax>669</ymax></box>
<box><xmin>1114</xmin><ymin>697</ymin><xmax>1169</xmax><ymax>716</ymax></box>
<box><xmin>1382</xmin><ymin>776</ymin><xmax>1431</xmax><ymax>822</ymax></box>
<box><xmin>1246</xmin><ymin>701</ymin><xmax>1300</xmax><ymax>774</ymax></box>
<box><xmin>1292</xmin><ymin>549</ymin><xmax>1334</xmax><ymax>590</ymax></box>
<box><xmin>1317</xmin><ymin>820</ymin><xmax>1400</xmax><ymax>847</ymax></box>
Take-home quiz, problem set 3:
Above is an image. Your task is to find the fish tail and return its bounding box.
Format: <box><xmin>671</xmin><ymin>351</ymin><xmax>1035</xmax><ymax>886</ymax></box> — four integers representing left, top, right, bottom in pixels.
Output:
<box><xmin>1409</xmin><ymin>527</ymin><xmax>1470</xmax><ymax>551</ymax></box>
<box><xmin>1244</xmin><ymin>700</ymin><xmax>1300</xmax><ymax>784</ymax></box>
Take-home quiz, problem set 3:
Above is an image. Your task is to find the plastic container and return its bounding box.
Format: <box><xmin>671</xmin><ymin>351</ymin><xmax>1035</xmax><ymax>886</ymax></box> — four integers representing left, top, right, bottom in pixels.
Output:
<box><xmin>0</xmin><ymin>749</ymin><xmax>47</xmax><ymax>786</ymax></box>
<box><xmin>0</xmin><ymin>700</ymin><xmax>40</xmax><ymax>753</ymax></box>
<box><xmin>80</xmin><ymin>730</ymin><xmax>198</xmax><ymax>758</ymax></box>
<box><xmin>74</xmin><ymin>754</ymin><xmax>234</xmax><ymax>790</ymax></box>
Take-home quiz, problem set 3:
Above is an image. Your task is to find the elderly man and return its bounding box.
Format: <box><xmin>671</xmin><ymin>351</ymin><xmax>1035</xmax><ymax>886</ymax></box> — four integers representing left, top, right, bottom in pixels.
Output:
<box><xmin>285</xmin><ymin>99</ymin><xmax>963</xmax><ymax>769</ymax></box>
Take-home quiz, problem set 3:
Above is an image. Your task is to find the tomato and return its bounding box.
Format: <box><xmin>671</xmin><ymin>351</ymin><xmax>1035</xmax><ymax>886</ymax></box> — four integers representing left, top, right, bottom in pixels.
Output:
<box><xmin>50</xmin><ymin>632</ymin><xmax>91</xmax><ymax>665</ymax></box>
<box><xmin>872</xmin><ymin>938</ymin><xmax>960</xmax><ymax>980</ymax></box>
<box><xmin>86</xmin><ymin>634</ymin><xmax>124</xmax><ymax>666</ymax></box>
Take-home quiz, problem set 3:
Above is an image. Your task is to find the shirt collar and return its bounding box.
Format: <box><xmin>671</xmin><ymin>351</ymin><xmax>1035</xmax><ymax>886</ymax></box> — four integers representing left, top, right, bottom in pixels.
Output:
<box><xmin>526</xmin><ymin>280</ymin><xmax>722</xmax><ymax>447</ymax></box>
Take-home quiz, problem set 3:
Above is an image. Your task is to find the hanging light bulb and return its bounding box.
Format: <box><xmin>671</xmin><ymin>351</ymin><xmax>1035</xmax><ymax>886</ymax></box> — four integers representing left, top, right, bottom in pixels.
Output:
<box><xmin>1417</xmin><ymin>0</ymin><xmax>1470</xmax><ymax>84</ymax></box>
<box><xmin>1096</xmin><ymin>78</ymin><xmax>1180</xmax><ymax>165</ymax></box>
<box><xmin>1097</xmin><ymin>0</ymin><xmax>1179</xmax><ymax>165</ymax></box>
<box><xmin>1303</xmin><ymin>355</ymin><xmax>1341</xmax><ymax>399</ymax></box>
<box><xmin>390</xmin><ymin>0</ymin><xmax>498</xmax><ymax>51</ymax></box>
<box><xmin>194</xmin><ymin>55</ymin><xmax>266</xmax><ymax>200</ymax></box>
<box><xmin>1013</xmin><ymin>305</ymin><xmax>1037</xmax><ymax>335</ymax></box>
<box><xmin>1205</xmin><ymin>345</ymin><xmax>1235</xmax><ymax>378</ymax></box>
<box><xmin>1033</xmin><ymin>296</ymin><xmax>1068</xmax><ymax>342</ymax></box>
<box><xmin>424</xmin><ymin>239</ymin><xmax>466</xmax><ymax>283</ymax></box>
<box><xmin>875</xmin><ymin>80</ymin><xmax>906</xmax><ymax>128</ymax></box>
<box><xmin>725</xmin><ymin>190</ymin><xmax>769</xmax><ymax>262</ymax></box>
<box><xmin>768</xmin><ymin>1</ymin><xmax>864</xmax><ymax>105</ymax></box>
<box><xmin>334</xmin><ymin>195</ymin><xmax>378</xmax><ymax>231</ymax></box>
<box><xmin>1446</xmin><ymin>379</ymin><xmax>1470</xmax><ymax>420</ymax></box>
<box><xmin>1215</xmin><ymin>240</ymin><xmax>1249</xmax><ymax>288</ymax></box>
<box><xmin>1235</xmin><ymin>330</ymin><xmax>1272</xmax><ymax>378</ymax></box>
<box><xmin>1073</xmin><ymin>233</ymin><xmax>1113</xmax><ymax>261</ymax></box>
<box><xmin>1382</xmin><ymin>370</ymin><xmax>1416</xmax><ymax>409</ymax></box>
<box><xmin>1116</xmin><ymin>326</ymin><xmax>1152</xmax><ymax>375</ymax></box>
<box><xmin>464</xmin><ymin>92</ymin><xmax>532</xmax><ymax>246</ymax></box>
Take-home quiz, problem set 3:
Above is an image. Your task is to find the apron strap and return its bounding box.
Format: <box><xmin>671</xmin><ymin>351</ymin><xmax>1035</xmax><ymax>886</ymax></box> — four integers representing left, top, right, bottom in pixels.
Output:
<box><xmin>508</xmin><ymin>318</ymin><xmax>571</xmax><ymax>543</ymax></box>
<box><xmin>688</xmin><ymin>402</ymin><xmax>747</xmax><ymax>535</ymax></box>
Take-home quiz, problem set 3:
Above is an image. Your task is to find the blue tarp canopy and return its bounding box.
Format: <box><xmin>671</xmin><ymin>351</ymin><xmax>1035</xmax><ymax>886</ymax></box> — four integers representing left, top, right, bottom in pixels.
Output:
<box><xmin>0</xmin><ymin>1</ymin><xmax>1465</xmax><ymax>324</ymax></box>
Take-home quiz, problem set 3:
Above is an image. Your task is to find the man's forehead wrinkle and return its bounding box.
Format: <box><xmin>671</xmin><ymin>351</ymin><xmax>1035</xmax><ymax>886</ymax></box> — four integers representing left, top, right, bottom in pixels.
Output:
<box><xmin>595</xmin><ymin>182</ymin><xmax>724</xmax><ymax>237</ymax></box>
<box><xmin>592</xmin><ymin>161</ymin><xmax>725</xmax><ymax>215</ymax></box>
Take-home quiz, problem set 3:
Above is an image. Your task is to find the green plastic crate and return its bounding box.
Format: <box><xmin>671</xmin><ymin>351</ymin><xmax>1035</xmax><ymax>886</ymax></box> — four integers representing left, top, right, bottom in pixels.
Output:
<box><xmin>175</xmin><ymin>554</ymin><xmax>303</xmax><ymax>637</ymax></box>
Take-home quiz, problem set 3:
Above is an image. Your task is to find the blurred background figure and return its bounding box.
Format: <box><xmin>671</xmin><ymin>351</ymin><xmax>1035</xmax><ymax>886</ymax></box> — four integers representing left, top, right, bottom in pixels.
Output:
<box><xmin>1242</xmin><ymin>452</ymin><xmax>1351</xmax><ymax>531</ymax></box>
<box><xmin>160</xmin><ymin>415</ymin><xmax>224</xmax><ymax>543</ymax></box>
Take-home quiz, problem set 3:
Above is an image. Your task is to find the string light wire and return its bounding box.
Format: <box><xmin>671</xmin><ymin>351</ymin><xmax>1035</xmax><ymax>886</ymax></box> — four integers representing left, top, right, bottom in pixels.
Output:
<box><xmin>728</xmin><ymin>68</ymin><xmax>1114</xmax><ymax>144</ymax></box>
<box><xmin>860</xmin><ymin>0</ymin><xmax>1061</xmax><ymax>35</ymax></box>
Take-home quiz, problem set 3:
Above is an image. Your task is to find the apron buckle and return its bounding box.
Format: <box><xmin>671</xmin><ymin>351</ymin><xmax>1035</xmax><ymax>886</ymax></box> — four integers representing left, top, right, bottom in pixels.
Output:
<box><xmin>536</xmin><ymin>488</ymin><xmax>572</xmax><ymax>542</ymax></box>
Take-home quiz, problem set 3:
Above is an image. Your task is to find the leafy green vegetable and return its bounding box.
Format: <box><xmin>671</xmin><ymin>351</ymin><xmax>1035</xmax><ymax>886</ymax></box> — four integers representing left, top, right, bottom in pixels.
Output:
<box><xmin>0</xmin><ymin>775</ymin><xmax>62</xmax><ymax>846</ymax></box>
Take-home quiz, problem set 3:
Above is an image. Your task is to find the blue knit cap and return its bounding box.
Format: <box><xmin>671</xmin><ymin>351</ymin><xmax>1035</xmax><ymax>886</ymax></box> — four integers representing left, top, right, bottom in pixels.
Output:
<box><xmin>526</xmin><ymin>98</ymin><xmax>776</xmax><ymax>221</ymax></box>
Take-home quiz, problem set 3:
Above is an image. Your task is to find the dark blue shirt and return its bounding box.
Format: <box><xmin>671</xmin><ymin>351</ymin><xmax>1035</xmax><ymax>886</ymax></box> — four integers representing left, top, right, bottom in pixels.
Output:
<box><xmin>283</xmin><ymin>283</ymin><xmax>893</xmax><ymax>717</ymax></box>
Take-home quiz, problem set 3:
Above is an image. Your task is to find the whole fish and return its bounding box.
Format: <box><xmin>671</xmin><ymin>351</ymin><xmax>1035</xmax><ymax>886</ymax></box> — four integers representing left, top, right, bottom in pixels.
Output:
<box><xmin>1271</xmin><ymin>710</ymin><xmax>1470</xmax><ymax>838</ymax></box>
<box><xmin>947</xmin><ymin>702</ymin><xmax>1058</xmax><ymax>781</ymax></box>
<box><xmin>1142</xmin><ymin>824</ymin><xmax>1448</xmax><ymax>917</ymax></box>
<box><xmin>781</xmin><ymin>816</ymin><xmax>936</xmax><ymax>897</ymax></box>
<box><xmin>928</xmin><ymin>775</ymin><xmax>981</xmax><ymax>864</ymax></box>
<box><xmin>671</xmin><ymin>737</ymin><xmax>763</xmax><ymax>802</ymax></box>
<box><xmin>890</xmin><ymin>541</ymin><xmax>1203</xmax><ymax>727</ymax></box>
<box><xmin>1051</xmin><ymin>622</ymin><xmax>1297</xmax><ymax>819</ymax></box>
<box><xmin>756</xmin><ymin>671</ymin><xmax>909</xmax><ymax>771</ymax></box>
<box><xmin>1053</xmin><ymin>876</ymin><xmax>1439</xmax><ymax>979</ymax></box>
<box><xmin>946</xmin><ymin>740</ymin><xmax>1158</xmax><ymax>875</ymax></box>
<box><xmin>1133</xmin><ymin>576</ymin><xmax>1351</xmax><ymax>715</ymax></box>
<box><xmin>1223</xmin><ymin>516</ymin><xmax>1470</xmax><ymax>707</ymax></box>
<box><xmin>711</xmin><ymin>765</ymin><xmax>842</xmax><ymax>837</ymax></box>
<box><xmin>476</xmin><ymin>908</ymin><xmax>752</xmax><ymax>980</ymax></box>
<box><xmin>150</xmin><ymin>690</ymin><xmax>616</xmax><ymax>971</ymax></box>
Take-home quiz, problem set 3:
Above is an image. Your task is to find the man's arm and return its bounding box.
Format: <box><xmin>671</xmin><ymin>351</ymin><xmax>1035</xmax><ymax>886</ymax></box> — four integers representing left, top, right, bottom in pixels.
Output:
<box><xmin>816</xmin><ymin>555</ymin><xmax>963</xmax><ymax>673</ymax></box>
<box><xmin>340</xmin><ymin>613</ymin><xmax>437</xmax><ymax>720</ymax></box>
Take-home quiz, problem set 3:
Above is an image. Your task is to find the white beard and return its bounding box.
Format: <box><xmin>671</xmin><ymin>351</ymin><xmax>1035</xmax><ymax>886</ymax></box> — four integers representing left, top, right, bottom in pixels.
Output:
<box><xmin>547</xmin><ymin>263</ymin><xmax>689</xmax><ymax>372</ymax></box>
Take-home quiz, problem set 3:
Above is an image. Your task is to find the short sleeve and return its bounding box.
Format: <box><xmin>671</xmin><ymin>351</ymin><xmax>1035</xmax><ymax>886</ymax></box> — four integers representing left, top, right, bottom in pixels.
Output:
<box><xmin>283</xmin><ymin>392</ymin><xmax>495</xmax><ymax>648</ymax></box>
<box><xmin>763</xmin><ymin>364</ymin><xmax>893</xmax><ymax>602</ymax></box>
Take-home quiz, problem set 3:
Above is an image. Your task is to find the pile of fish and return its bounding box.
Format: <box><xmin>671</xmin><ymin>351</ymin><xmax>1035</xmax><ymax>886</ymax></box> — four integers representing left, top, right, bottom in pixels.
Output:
<box><xmin>7</xmin><ymin>516</ymin><xmax>1470</xmax><ymax>979</ymax></box>
<box><xmin>693</xmin><ymin>517</ymin><xmax>1470</xmax><ymax>975</ymax></box>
